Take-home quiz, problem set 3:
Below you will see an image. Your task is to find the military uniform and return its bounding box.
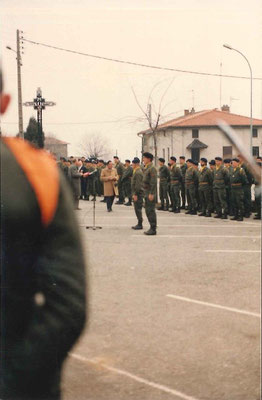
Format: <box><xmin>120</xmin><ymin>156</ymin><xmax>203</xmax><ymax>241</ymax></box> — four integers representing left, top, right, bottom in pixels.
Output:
<box><xmin>115</xmin><ymin>161</ymin><xmax>125</xmax><ymax>203</ymax></box>
<box><xmin>213</xmin><ymin>165</ymin><xmax>229</xmax><ymax>217</ymax></box>
<box><xmin>198</xmin><ymin>166</ymin><xmax>213</xmax><ymax>216</ymax></box>
<box><xmin>185</xmin><ymin>166</ymin><xmax>198</xmax><ymax>214</ymax></box>
<box><xmin>170</xmin><ymin>164</ymin><xmax>182</xmax><ymax>212</ymax></box>
<box><xmin>240</xmin><ymin>162</ymin><xmax>254</xmax><ymax>217</ymax></box>
<box><xmin>131</xmin><ymin>166</ymin><xmax>144</xmax><ymax>226</ymax></box>
<box><xmin>225</xmin><ymin>164</ymin><xmax>234</xmax><ymax>215</ymax></box>
<box><xmin>122</xmin><ymin>165</ymin><xmax>133</xmax><ymax>204</ymax></box>
<box><xmin>230</xmin><ymin>166</ymin><xmax>248</xmax><ymax>220</ymax></box>
<box><xmin>158</xmin><ymin>164</ymin><xmax>170</xmax><ymax>210</ymax></box>
<box><xmin>180</xmin><ymin>163</ymin><xmax>187</xmax><ymax>208</ymax></box>
<box><xmin>254</xmin><ymin>167</ymin><xmax>261</xmax><ymax>219</ymax></box>
<box><xmin>143</xmin><ymin>162</ymin><xmax>157</xmax><ymax>231</ymax></box>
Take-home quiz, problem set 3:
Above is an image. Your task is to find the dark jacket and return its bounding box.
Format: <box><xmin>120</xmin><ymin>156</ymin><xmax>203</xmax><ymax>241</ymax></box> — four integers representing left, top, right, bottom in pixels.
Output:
<box><xmin>69</xmin><ymin>164</ymin><xmax>82</xmax><ymax>197</ymax></box>
<box><xmin>131</xmin><ymin>167</ymin><xmax>143</xmax><ymax>195</ymax></box>
<box><xmin>143</xmin><ymin>162</ymin><xmax>157</xmax><ymax>195</ymax></box>
<box><xmin>1</xmin><ymin>138</ymin><xmax>87</xmax><ymax>400</ymax></box>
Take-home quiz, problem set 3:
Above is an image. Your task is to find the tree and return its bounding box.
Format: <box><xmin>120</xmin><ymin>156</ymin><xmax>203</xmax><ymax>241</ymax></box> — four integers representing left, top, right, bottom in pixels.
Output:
<box><xmin>24</xmin><ymin>117</ymin><xmax>45</xmax><ymax>149</ymax></box>
<box><xmin>77</xmin><ymin>133</ymin><xmax>112</xmax><ymax>160</ymax></box>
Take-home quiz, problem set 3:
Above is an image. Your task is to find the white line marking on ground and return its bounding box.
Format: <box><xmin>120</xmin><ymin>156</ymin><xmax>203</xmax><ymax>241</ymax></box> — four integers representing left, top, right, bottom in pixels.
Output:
<box><xmin>97</xmin><ymin>224</ymin><xmax>260</xmax><ymax>228</ymax></box>
<box><xmin>166</xmin><ymin>294</ymin><xmax>261</xmax><ymax>318</ymax></box>
<box><xmin>69</xmin><ymin>353</ymin><xmax>201</xmax><ymax>400</ymax></box>
<box><xmin>205</xmin><ymin>250</ymin><xmax>261</xmax><ymax>253</ymax></box>
<box><xmin>132</xmin><ymin>235</ymin><xmax>260</xmax><ymax>238</ymax></box>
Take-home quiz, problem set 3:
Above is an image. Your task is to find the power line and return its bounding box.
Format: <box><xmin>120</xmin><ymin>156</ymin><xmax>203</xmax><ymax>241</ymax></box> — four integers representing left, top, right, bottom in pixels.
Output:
<box><xmin>23</xmin><ymin>38</ymin><xmax>262</xmax><ymax>81</ymax></box>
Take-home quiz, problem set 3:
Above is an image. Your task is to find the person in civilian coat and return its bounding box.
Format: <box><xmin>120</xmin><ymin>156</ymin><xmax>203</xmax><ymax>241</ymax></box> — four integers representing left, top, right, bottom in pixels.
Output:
<box><xmin>69</xmin><ymin>158</ymin><xmax>83</xmax><ymax>210</ymax></box>
<box><xmin>100</xmin><ymin>160</ymin><xmax>118</xmax><ymax>212</ymax></box>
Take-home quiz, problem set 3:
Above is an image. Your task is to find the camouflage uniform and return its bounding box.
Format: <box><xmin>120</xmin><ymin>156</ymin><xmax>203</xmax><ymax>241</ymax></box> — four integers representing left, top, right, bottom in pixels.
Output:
<box><xmin>143</xmin><ymin>162</ymin><xmax>157</xmax><ymax>231</ymax></box>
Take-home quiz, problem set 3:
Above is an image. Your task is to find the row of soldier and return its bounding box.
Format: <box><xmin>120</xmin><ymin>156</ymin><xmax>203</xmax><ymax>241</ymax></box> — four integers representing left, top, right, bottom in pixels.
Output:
<box><xmin>58</xmin><ymin>154</ymin><xmax>262</xmax><ymax>222</ymax></box>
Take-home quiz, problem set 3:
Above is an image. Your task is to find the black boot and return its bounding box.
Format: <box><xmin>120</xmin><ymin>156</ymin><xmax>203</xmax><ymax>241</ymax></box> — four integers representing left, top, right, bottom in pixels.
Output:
<box><xmin>230</xmin><ymin>215</ymin><xmax>238</xmax><ymax>220</ymax></box>
<box><xmin>190</xmin><ymin>209</ymin><xmax>197</xmax><ymax>215</ymax></box>
<box><xmin>185</xmin><ymin>210</ymin><xmax>192</xmax><ymax>215</ymax></box>
<box><xmin>214</xmin><ymin>213</ymin><xmax>222</xmax><ymax>218</ymax></box>
<box><xmin>221</xmin><ymin>213</ymin><xmax>228</xmax><ymax>219</ymax></box>
<box><xmin>157</xmin><ymin>204</ymin><xmax>165</xmax><ymax>210</ymax></box>
<box><xmin>125</xmin><ymin>200</ymin><xmax>132</xmax><ymax>206</ymax></box>
<box><xmin>198</xmin><ymin>212</ymin><xmax>206</xmax><ymax>216</ymax></box>
<box><xmin>174</xmin><ymin>208</ymin><xmax>180</xmax><ymax>213</ymax></box>
<box><xmin>132</xmin><ymin>223</ymin><xmax>143</xmax><ymax>230</ymax></box>
<box><xmin>244</xmin><ymin>212</ymin><xmax>250</xmax><ymax>218</ymax></box>
<box><xmin>144</xmin><ymin>226</ymin><xmax>156</xmax><ymax>235</ymax></box>
<box><xmin>205</xmin><ymin>212</ymin><xmax>212</xmax><ymax>217</ymax></box>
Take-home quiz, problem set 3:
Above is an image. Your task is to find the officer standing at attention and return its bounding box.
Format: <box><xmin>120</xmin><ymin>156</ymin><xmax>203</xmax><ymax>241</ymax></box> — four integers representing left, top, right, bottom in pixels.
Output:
<box><xmin>198</xmin><ymin>158</ymin><xmax>213</xmax><ymax>217</ymax></box>
<box><xmin>131</xmin><ymin>157</ymin><xmax>144</xmax><ymax>229</ymax></box>
<box><xmin>238</xmin><ymin>154</ymin><xmax>254</xmax><ymax>217</ymax></box>
<box><xmin>114</xmin><ymin>156</ymin><xmax>125</xmax><ymax>204</ymax></box>
<box><xmin>142</xmin><ymin>152</ymin><xmax>157</xmax><ymax>235</ymax></box>
<box><xmin>213</xmin><ymin>157</ymin><xmax>229</xmax><ymax>219</ymax></box>
<box><xmin>224</xmin><ymin>159</ymin><xmax>233</xmax><ymax>216</ymax></box>
<box><xmin>230</xmin><ymin>158</ymin><xmax>248</xmax><ymax>221</ymax></box>
<box><xmin>185</xmin><ymin>159</ymin><xmax>198</xmax><ymax>215</ymax></box>
<box><xmin>179</xmin><ymin>156</ymin><xmax>187</xmax><ymax>209</ymax></box>
<box><xmin>157</xmin><ymin>157</ymin><xmax>170</xmax><ymax>211</ymax></box>
<box><xmin>169</xmin><ymin>156</ymin><xmax>182</xmax><ymax>213</ymax></box>
<box><xmin>122</xmin><ymin>159</ymin><xmax>133</xmax><ymax>206</ymax></box>
<box><xmin>167</xmin><ymin>162</ymin><xmax>173</xmax><ymax>210</ymax></box>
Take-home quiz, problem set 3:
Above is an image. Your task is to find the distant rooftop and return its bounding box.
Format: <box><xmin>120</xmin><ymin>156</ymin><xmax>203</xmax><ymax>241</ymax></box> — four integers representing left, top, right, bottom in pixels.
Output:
<box><xmin>45</xmin><ymin>137</ymin><xmax>69</xmax><ymax>145</ymax></box>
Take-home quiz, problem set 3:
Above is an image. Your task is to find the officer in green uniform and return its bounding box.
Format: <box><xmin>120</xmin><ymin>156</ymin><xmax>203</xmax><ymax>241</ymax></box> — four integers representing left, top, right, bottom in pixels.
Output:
<box><xmin>167</xmin><ymin>163</ymin><xmax>173</xmax><ymax>210</ymax></box>
<box><xmin>131</xmin><ymin>157</ymin><xmax>144</xmax><ymax>229</ymax></box>
<box><xmin>224</xmin><ymin>159</ymin><xmax>234</xmax><ymax>216</ymax></box>
<box><xmin>169</xmin><ymin>156</ymin><xmax>182</xmax><ymax>213</ymax></box>
<box><xmin>142</xmin><ymin>152</ymin><xmax>157</xmax><ymax>235</ymax></box>
<box><xmin>122</xmin><ymin>159</ymin><xmax>133</xmax><ymax>206</ymax></box>
<box><xmin>230</xmin><ymin>158</ymin><xmax>248</xmax><ymax>221</ymax></box>
<box><xmin>114</xmin><ymin>156</ymin><xmax>125</xmax><ymax>204</ymax></box>
<box><xmin>209</xmin><ymin>160</ymin><xmax>216</xmax><ymax>212</ymax></box>
<box><xmin>158</xmin><ymin>157</ymin><xmax>170</xmax><ymax>211</ymax></box>
<box><xmin>213</xmin><ymin>157</ymin><xmax>230</xmax><ymax>219</ymax></box>
<box><xmin>254</xmin><ymin>162</ymin><xmax>261</xmax><ymax>220</ymax></box>
<box><xmin>193</xmin><ymin>160</ymin><xmax>200</xmax><ymax>210</ymax></box>
<box><xmin>185</xmin><ymin>159</ymin><xmax>199</xmax><ymax>214</ymax></box>
<box><xmin>198</xmin><ymin>157</ymin><xmax>213</xmax><ymax>217</ymax></box>
<box><xmin>179</xmin><ymin>156</ymin><xmax>187</xmax><ymax>209</ymax></box>
<box><xmin>238</xmin><ymin>154</ymin><xmax>254</xmax><ymax>217</ymax></box>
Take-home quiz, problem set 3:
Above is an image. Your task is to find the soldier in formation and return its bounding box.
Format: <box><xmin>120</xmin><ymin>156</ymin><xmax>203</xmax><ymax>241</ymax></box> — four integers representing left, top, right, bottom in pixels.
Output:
<box><xmin>122</xmin><ymin>159</ymin><xmax>133</xmax><ymax>206</ymax></box>
<box><xmin>158</xmin><ymin>157</ymin><xmax>170</xmax><ymax>211</ymax></box>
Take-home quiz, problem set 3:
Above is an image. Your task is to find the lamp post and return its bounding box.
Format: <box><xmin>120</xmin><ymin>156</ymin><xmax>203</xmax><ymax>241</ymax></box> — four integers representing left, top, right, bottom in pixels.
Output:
<box><xmin>223</xmin><ymin>44</ymin><xmax>253</xmax><ymax>156</ymax></box>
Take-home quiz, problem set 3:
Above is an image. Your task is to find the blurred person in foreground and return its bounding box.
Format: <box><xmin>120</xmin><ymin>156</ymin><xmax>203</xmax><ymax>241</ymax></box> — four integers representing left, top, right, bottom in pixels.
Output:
<box><xmin>0</xmin><ymin>69</ymin><xmax>87</xmax><ymax>400</ymax></box>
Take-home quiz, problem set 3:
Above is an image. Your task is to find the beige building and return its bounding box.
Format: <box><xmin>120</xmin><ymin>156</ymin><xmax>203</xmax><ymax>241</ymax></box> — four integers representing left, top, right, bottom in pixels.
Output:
<box><xmin>44</xmin><ymin>137</ymin><xmax>69</xmax><ymax>159</ymax></box>
<box><xmin>138</xmin><ymin>106</ymin><xmax>262</xmax><ymax>162</ymax></box>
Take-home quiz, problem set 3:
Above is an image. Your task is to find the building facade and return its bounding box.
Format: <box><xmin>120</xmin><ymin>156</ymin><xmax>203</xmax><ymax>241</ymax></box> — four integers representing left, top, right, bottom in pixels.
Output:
<box><xmin>138</xmin><ymin>107</ymin><xmax>262</xmax><ymax>162</ymax></box>
<box><xmin>44</xmin><ymin>137</ymin><xmax>68</xmax><ymax>159</ymax></box>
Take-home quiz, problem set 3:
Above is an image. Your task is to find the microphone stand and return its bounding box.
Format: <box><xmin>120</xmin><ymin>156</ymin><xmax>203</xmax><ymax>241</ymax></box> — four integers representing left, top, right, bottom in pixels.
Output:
<box><xmin>86</xmin><ymin>169</ymin><xmax>102</xmax><ymax>230</ymax></box>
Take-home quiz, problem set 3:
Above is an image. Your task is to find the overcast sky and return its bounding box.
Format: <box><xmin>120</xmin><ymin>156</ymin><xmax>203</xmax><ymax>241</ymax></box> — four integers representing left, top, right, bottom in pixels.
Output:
<box><xmin>1</xmin><ymin>0</ymin><xmax>262</xmax><ymax>158</ymax></box>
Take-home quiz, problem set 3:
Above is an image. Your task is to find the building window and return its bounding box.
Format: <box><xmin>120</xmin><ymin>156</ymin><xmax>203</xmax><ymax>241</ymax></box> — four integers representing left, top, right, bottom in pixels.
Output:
<box><xmin>223</xmin><ymin>146</ymin><xmax>232</xmax><ymax>158</ymax></box>
<box><xmin>253</xmin><ymin>146</ymin><xmax>259</xmax><ymax>157</ymax></box>
<box><xmin>252</xmin><ymin>128</ymin><xmax>258</xmax><ymax>138</ymax></box>
<box><xmin>167</xmin><ymin>147</ymin><xmax>170</xmax><ymax>160</ymax></box>
<box><xmin>192</xmin><ymin>129</ymin><xmax>199</xmax><ymax>138</ymax></box>
<box><xmin>163</xmin><ymin>149</ymin><xmax>165</xmax><ymax>159</ymax></box>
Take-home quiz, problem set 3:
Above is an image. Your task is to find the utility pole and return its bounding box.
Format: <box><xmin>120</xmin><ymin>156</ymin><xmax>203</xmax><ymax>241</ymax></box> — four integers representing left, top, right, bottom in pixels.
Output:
<box><xmin>23</xmin><ymin>88</ymin><xmax>56</xmax><ymax>145</ymax></box>
<box><xmin>17</xmin><ymin>29</ymin><xmax>24</xmax><ymax>138</ymax></box>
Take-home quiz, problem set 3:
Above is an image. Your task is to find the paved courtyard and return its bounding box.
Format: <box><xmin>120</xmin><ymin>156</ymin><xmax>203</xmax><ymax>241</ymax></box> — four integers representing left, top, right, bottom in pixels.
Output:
<box><xmin>62</xmin><ymin>199</ymin><xmax>261</xmax><ymax>400</ymax></box>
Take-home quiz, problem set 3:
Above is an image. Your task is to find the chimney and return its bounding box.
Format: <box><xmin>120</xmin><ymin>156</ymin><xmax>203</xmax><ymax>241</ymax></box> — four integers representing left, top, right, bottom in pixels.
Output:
<box><xmin>184</xmin><ymin>109</ymin><xmax>189</xmax><ymax>116</ymax></box>
<box><xmin>191</xmin><ymin>107</ymin><xmax>195</xmax><ymax>114</ymax></box>
<box><xmin>221</xmin><ymin>104</ymin><xmax>230</xmax><ymax>113</ymax></box>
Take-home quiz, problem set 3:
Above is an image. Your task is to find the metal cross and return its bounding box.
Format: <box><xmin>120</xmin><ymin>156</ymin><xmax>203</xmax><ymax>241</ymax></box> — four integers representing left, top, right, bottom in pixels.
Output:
<box><xmin>23</xmin><ymin>87</ymin><xmax>56</xmax><ymax>139</ymax></box>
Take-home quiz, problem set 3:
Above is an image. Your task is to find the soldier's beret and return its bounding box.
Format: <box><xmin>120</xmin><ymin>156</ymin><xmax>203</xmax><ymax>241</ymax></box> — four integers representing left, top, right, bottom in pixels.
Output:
<box><xmin>215</xmin><ymin>157</ymin><xmax>222</xmax><ymax>161</ymax></box>
<box><xmin>232</xmin><ymin>158</ymin><xmax>239</xmax><ymax>162</ymax></box>
<box><xmin>170</xmin><ymin>156</ymin><xmax>176</xmax><ymax>162</ymax></box>
<box><xmin>113</xmin><ymin>156</ymin><xmax>119</xmax><ymax>159</ymax></box>
<box><xmin>200</xmin><ymin>158</ymin><xmax>207</xmax><ymax>163</ymax></box>
<box><xmin>125</xmin><ymin>159</ymin><xmax>131</xmax><ymax>163</ymax></box>
<box><xmin>143</xmin><ymin>152</ymin><xmax>154</xmax><ymax>160</ymax></box>
<box><xmin>179</xmin><ymin>156</ymin><xmax>185</xmax><ymax>160</ymax></box>
<box><xmin>132</xmin><ymin>158</ymin><xmax>140</xmax><ymax>164</ymax></box>
<box><xmin>186</xmin><ymin>158</ymin><xmax>193</xmax><ymax>163</ymax></box>
<box><xmin>193</xmin><ymin>161</ymin><xmax>199</xmax><ymax>166</ymax></box>
<box><xmin>158</xmin><ymin>157</ymin><xmax>165</xmax><ymax>163</ymax></box>
<box><xmin>223</xmin><ymin>158</ymin><xmax>231</xmax><ymax>163</ymax></box>
<box><xmin>209</xmin><ymin>160</ymin><xmax>215</xmax><ymax>165</ymax></box>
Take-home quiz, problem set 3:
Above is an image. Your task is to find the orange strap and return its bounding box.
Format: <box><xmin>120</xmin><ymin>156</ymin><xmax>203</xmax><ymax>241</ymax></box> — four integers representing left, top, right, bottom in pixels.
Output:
<box><xmin>4</xmin><ymin>138</ymin><xmax>59</xmax><ymax>227</ymax></box>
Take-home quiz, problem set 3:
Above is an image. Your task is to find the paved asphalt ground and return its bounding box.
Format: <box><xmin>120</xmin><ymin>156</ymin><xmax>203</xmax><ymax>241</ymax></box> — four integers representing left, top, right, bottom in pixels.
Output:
<box><xmin>62</xmin><ymin>199</ymin><xmax>261</xmax><ymax>400</ymax></box>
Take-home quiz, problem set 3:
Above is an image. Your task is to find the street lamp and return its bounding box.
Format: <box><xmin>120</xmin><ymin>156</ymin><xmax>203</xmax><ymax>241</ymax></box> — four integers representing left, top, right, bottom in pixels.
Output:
<box><xmin>223</xmin><ymin>44</ymin><xmax>253</xmax><ymax>156</ymax></box>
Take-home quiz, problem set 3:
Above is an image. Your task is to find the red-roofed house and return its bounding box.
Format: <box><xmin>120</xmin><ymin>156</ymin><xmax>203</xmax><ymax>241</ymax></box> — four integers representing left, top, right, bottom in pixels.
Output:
<box><xmin>138</xmin><ymin>106</ymin><xmax>262</xmax><ymax>161</ymax></box>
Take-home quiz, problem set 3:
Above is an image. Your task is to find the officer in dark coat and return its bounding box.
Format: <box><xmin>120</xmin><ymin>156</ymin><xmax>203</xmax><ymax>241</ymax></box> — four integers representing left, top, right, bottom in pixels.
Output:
<box><xmin>69</xmin><ymin>158</ymin><xmax>83</xmax><ymax>210</ymax></box>
<box><xmin>142</xmin><ymin>152</ymin><xmax>157</xmax><ymax>235</ymax></box>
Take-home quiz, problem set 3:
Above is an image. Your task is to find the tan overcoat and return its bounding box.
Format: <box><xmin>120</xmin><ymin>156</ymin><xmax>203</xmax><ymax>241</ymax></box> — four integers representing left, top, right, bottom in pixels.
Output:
<box><xmin>100</xmin><ymin>167</ymin><xmax>118</xmax><ymax>196</ymax></box>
